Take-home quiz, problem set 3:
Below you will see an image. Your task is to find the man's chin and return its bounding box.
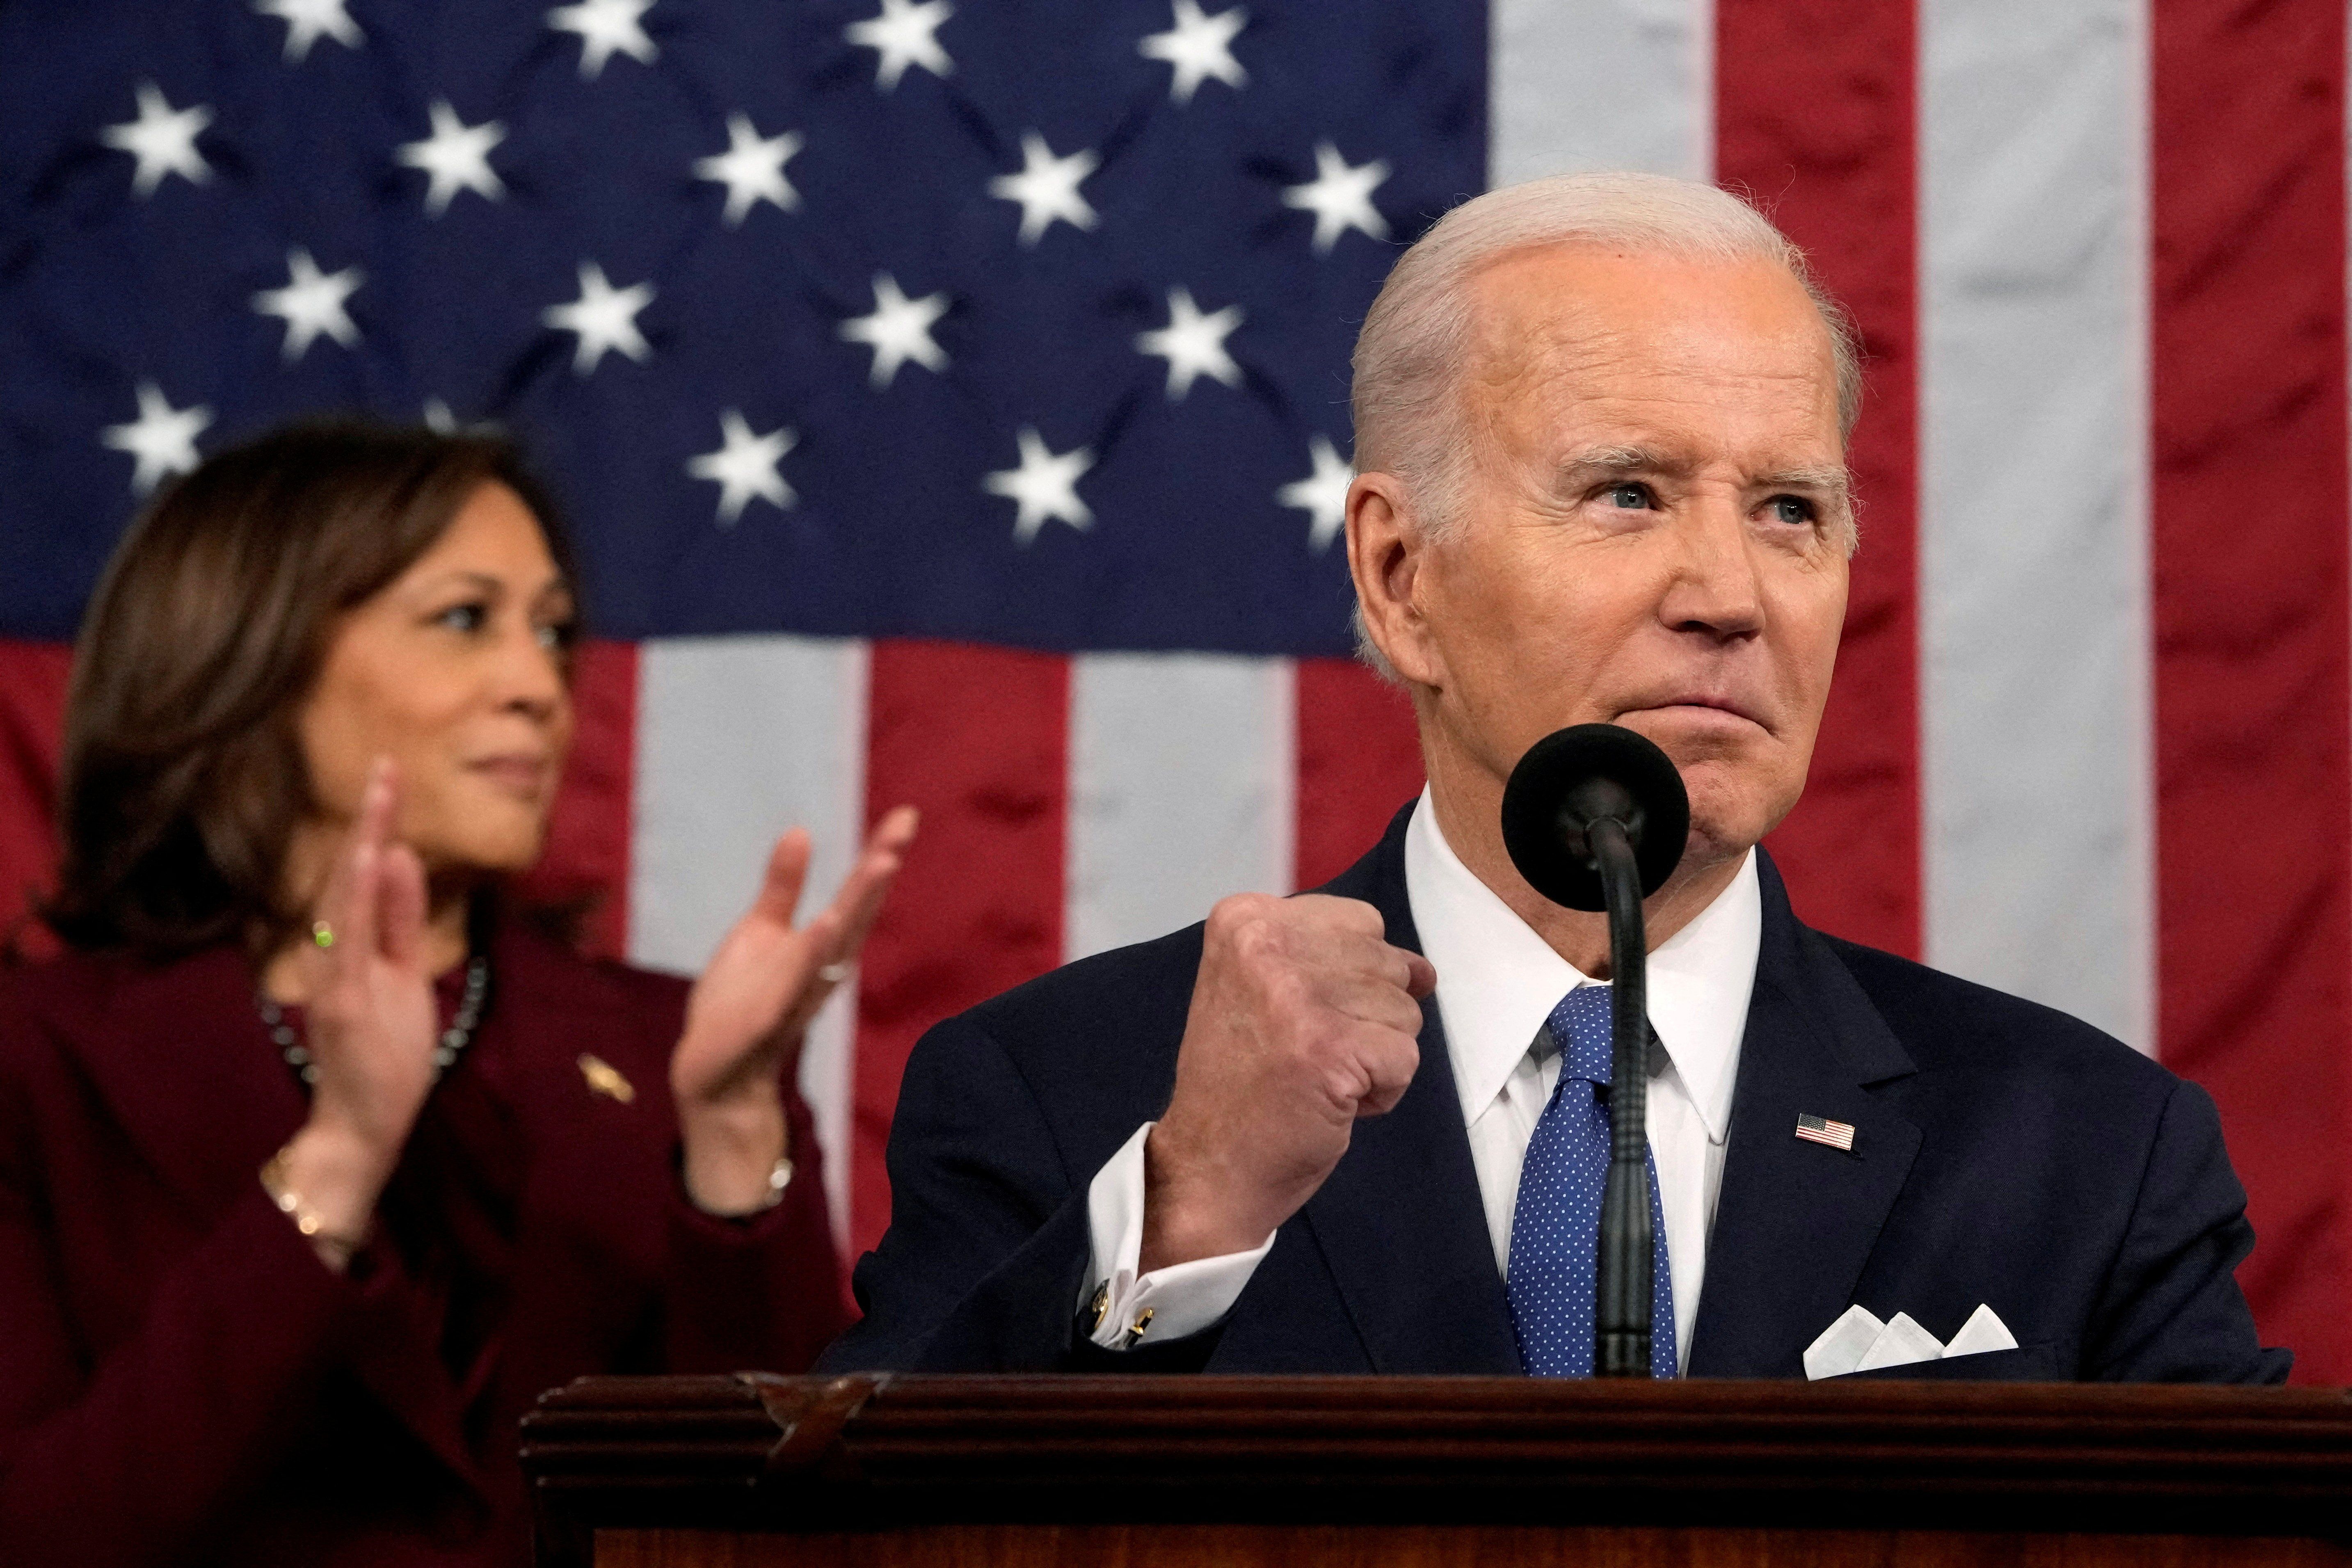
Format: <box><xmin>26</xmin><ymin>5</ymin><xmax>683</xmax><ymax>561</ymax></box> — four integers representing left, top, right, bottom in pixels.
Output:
<box><xmin>1675</xmin><ymin>770</ymin><xmax>1790</xmax><ymax>873</ymax></box>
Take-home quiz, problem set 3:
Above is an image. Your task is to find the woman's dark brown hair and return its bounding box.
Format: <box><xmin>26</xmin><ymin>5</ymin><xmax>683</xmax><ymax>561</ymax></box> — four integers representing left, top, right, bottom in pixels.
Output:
<box><xmin>45</xmin><ymin>420</ymin><xmax>578</xmax><ymax>957</ymax></box>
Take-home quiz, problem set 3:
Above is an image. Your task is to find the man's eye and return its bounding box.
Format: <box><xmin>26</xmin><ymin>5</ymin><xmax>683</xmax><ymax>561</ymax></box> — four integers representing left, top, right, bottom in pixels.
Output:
<box><xmin>433</xmin><ymin>603</ymin><xmax>489</xmax><ymax>633</ymax></box>
<box><xmin>1605</xmin><ymin>483</ymin><xmax>1652</xmax><ymax>510</ymax></box>
<box><xmin>1769</xmin><ymin>496</ymin><xmax>1814</xmax><ymax>526</ymax></box>
<box><xmin>535</xmin><ymin>620</ymin><xmax>577</xmax><ymax>653</ymax></box>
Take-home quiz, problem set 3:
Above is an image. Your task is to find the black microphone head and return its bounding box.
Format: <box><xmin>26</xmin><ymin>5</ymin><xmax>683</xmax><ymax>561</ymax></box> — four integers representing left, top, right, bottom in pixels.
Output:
<box><xmin>1500</xmin><ymin>724</ymin><xmax>1691</xmax><ymax>912</ymax></box>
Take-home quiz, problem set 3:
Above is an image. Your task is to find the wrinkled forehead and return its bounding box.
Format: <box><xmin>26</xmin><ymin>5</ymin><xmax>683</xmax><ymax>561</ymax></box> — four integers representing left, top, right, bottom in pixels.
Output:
<box><xmin>1456</xmin><ymin>245</ymin><xmax>1845</xmax><ymax>458</ymax></box>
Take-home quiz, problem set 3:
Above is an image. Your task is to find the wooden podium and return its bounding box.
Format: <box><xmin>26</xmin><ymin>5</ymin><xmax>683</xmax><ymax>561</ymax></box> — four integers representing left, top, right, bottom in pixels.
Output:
<box><xmin>522</xmin><ymin>1374</ymin><xmax>2352</xmax><ymax>1567</ymax></box>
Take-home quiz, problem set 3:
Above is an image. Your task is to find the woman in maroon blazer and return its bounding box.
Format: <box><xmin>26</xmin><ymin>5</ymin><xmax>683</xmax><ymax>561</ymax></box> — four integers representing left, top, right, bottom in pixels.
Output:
<box><xmin>0</xmin><ymin>423</ymin><xmax>916</xmax><ymax>1566</ymax></box>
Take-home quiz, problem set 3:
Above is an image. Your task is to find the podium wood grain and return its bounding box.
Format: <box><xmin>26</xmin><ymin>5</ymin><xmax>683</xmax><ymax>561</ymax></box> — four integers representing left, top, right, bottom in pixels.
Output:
<box><xmin>594</xmin><ymin>1525</ymin><xmax>2348</xmax><ymax>1567</ymax></box>
<box><xmin>521</xmin><ymin>1375</ymin><xmax>2352</xmax><ymax>1568</ymax></box>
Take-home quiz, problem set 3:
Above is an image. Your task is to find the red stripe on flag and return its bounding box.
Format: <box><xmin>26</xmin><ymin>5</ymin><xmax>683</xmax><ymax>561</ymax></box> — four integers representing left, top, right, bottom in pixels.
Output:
<box><xmin>2151</xmin><ymin>0</ymin><xmax>2350</xmax><ymax>1383</ymax></box>
<box><xmin>1295</xmin><ymin>656</ymin><xmax>1424</xmax><ymax>891</ymax></box>
<box><xmin>521</xmin><ymin>638</ymin><xmax>638</xmax><ymax>962</ymax></box>
<box><xmin>853</xmin><ymin>639</ymin><xmax>1068</xmax><ymax>1258</ymax></box>
<box><xmin>1717</xmin><ymin>0</ymin><xmax>1922</xmax><ymax>958</ymax></box>
<box><xmin>0</xmin><ymin>640</ymin><xmax>73</xmax><ymax>958</ymax></box>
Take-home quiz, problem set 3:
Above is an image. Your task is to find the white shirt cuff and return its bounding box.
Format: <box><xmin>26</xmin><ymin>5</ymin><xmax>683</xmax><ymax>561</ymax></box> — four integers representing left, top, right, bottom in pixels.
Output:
<box><xmin>1079</xmin><ymin>1121</ymin><xmax>1275</xmax><ymax>1350</ymax></box>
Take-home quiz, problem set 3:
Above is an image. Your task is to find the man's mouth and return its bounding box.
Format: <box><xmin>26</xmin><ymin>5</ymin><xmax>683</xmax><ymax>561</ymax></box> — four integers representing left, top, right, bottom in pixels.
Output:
<box><xmin>1621</xmin><ymin>695</ymin><xmax>1770</xmax><ymax>732</ymax></box>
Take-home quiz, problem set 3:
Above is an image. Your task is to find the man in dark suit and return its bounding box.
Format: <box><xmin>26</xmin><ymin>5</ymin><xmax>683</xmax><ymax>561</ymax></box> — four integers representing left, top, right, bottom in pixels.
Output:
<box><xmin>821</xmin><ymin>171</ymin><xmax>2289</xmax><ymax>1382</ymax></box>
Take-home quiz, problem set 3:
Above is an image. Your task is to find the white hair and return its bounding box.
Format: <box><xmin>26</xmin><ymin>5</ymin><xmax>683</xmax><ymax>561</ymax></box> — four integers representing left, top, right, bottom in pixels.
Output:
<box><xmin>1346</xmin><ymin>170</ymin><xmax>1863</xmax><ymax>678</ymax></box>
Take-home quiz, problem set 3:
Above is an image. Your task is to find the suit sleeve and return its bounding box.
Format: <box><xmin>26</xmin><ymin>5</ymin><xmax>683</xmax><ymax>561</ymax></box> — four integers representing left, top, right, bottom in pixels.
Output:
<box><xmin>2083</xmin><ymin>1077</ymin><xmax>2293</xmax><ymax>1383</ymax></box>
<box><xmin>658</xmin><ymin>1086</ymin><xmax>853</xmax><ymax>1374</ymax></box>
<box><xmin>812</xmin><ymin>1011</ymin><xmax>1214</xmax><ymax>1373</ymax></box>
<box><xmin>816</xmin><ymin>1011</ymin><xmax>1096</xmax><ymax>1371</ymax></box>
<box><xmin>0</xmin><ymin>1044</ymin><xmax>369</xmax><ymax>1568</ymax></box>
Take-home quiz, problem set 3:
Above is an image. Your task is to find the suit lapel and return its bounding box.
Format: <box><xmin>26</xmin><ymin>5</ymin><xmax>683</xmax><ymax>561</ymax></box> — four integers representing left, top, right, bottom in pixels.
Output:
<box><xmin>1299</xmin><ymin>805</ymin><xmax>1523</xmax><ymax>1374</ymax></box>
<box><xmin>54</xmin><ymin>946</ymin><xmax>489</xmax><ymax>1496</ymax></box>
<box><xmin>1687</xmin><ymin>853</ymin><xmax>1922</xmax><ymax>1377</ymax></box>
<box><xmin>55</xmin><ymin>948</ymin><xmax>307</xmax><ymax>1215</ymax></box>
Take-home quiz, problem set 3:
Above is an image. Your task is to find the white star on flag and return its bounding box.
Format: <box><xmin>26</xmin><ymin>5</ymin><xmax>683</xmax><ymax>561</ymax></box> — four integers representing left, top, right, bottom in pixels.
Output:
<box><xmin>99</xmin><ymin>82</ymin><xmax>213</xmax><ymax>199</ymax></box>
<box><xmin>1136</xmin><ymin>286</ymin><xmax>1243</xmax><ymax>400</ymax></box>
<box><xmin>983</xmin><ymin>427</ymin><xmax>1094</xmax><ymax>544</ymax></box>
<box><xmin>253</xmin><ymin>247</ymin><xmax>364</xmax><ymax>361</ymax></box>
<box><xmin>990</xmin><ymin>133</ymin><xmax>1099</xmax><ymax>247</ymax></box>
<box><xmin>1138</xmin><ymin>0</ymin><xmax>1248</xmax><ymax>105</ymax></box>
<box><xmin>840</xmin><ymin>274</ymin><xmax>949</xmax><ymax>389</ymax></box>
<box><xmin>1278</xmin><ymin>434</ymin><xmax>1355</xmax><ymax>551</ymax></box>
<box><xmin>547</xmin><ymin>0</ymin><xmax>658</xmax><ymax>80</ymax></box>
<box><xmin>420</xmin><ymin>400</ymin><xmax>496</xmax><ymax>434</ymax></box>
<box><xmin>254</xmin><ymin>0</ymin><xmax>363</xmax><ymax>62</ymax></box>
<box><xmin>846</xmin><ymin>0</ymin><xmax>954</xmax><ymax>91</ymax></box>
<box><xmin>1283</xmin><ymin>141</ymin><xmax>1391</xmax><ymax>254</ymax></box>
<box><xmin>398</xmin><ymin>101</ymin><xmax>507</xmax><ymax>216</ymax></box>
<box><xmin>695</xmin><ymin>114</ymin><xmax>802</xmax><ymax>226</ymax></box>
<box><xmin>101</xmin><ymin>383</ymin><xmax>212</xmax><ymax>496</ymax></box>
<box><xmin>542</xmin><ymin>262</ymin><xmax>655</xmax><ymax>374</ymax></box>
<box><xmin>686</xmin><ymin>410</ymin><xmax>796</xmax><ymax>524</ymax></box>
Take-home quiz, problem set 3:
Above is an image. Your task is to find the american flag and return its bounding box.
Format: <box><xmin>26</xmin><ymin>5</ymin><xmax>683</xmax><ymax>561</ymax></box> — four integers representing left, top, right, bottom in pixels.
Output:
<box><xmin>1</xmin><ymin>0</ymin><xmax>2346</xmax><ymax>1384</ymax></box>
<box><xmin>1794</xmin><ymin>1115</ymin><xmax>1857</xmax><ymax>1154</ymax></box>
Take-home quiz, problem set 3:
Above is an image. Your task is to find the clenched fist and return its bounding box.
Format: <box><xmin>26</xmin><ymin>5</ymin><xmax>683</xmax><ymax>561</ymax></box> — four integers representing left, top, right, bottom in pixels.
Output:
<box><xmin>1143</xmin><ymin>893</ymin><xmax>1438</xmax><ymax>1271</ymax></box>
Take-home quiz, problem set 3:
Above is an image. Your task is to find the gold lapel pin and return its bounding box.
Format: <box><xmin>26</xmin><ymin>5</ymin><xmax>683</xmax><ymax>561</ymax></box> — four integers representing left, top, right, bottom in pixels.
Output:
<box><xmin>577</xmin><ymin>1053</ymin><xmax>637</xmax><ymax>1105</ymax></box>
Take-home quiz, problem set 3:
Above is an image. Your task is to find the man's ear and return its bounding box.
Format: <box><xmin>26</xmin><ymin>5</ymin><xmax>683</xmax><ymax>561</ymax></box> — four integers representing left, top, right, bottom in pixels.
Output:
<box><xmin>1345</xmin><ymin>471</ymin><xmax>1444</xmax><ymax>689</ymax></box>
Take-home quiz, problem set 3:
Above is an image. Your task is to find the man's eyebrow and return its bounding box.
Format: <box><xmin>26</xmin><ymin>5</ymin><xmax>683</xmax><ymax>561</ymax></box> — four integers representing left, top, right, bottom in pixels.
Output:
<box><xmin>1555</xmin><ymin>446</ymin><xmax>1696</xmax><ymax>481</ymax></box>
<box><xmin>1753</xmin><ymin>466</ymin><xmax>1853</xmax><ymax>497</ymax></box>
<box><xmin>1759</xmin><ymin>465</ymin><xmax>1844</xmax><ymax>491</ymax></box>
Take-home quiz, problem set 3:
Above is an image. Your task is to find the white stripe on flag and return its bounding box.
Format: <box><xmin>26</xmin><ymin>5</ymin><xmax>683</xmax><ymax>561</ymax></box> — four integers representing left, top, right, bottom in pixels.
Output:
<box><xmin>629</xmin><ymin>634</ymin><xmax>871</xmax><ymax>1241</ymax></box>
<box><xmin>1920</xmin><ymin>0</ymin><xmax>2153</xmax><ymax>1049</ymax></box>
<box><xmin>1490</xmin><ymin>0</ymin><xmax>1714</xmax><ymax>184</ymax></box>
<box><xmin>1065</xmin><ymin>652</ymin><xmax>1295</xmax><ymax>962</ymax></box>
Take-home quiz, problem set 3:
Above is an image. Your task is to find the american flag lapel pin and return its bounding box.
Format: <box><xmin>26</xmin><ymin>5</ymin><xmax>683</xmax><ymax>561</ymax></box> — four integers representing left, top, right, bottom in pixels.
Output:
<box><xmin>1794</xmin><ymin>1113</ymin><xmax>1856</xmax><ymax>1152</ymax></box>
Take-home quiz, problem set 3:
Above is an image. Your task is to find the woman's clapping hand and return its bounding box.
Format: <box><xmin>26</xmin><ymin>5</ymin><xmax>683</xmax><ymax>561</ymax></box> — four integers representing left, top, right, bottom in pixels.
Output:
<box><xmin>670</xmin><ymin>807</ymin><xmax>919</xmax><ymax>1214</ymax></box>
<box><xmin>270</xmin><ymin>757</ymin><xmax>438</xmax><ymax>1267</ymax></box>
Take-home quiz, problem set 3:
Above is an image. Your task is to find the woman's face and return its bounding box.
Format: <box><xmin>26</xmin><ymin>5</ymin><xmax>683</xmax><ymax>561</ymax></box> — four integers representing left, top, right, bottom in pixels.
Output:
<box><xmin>298</xmin><ymin>481</ymin><xmax>576</xmax><ymax>880</ymax></box>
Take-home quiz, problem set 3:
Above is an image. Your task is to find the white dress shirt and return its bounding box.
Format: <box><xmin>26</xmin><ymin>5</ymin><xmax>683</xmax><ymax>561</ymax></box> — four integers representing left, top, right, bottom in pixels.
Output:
<box><xmin>1081</xmin><ymin>790</ymin><xmax>1762</xmax><ymax>1369</ymax></box>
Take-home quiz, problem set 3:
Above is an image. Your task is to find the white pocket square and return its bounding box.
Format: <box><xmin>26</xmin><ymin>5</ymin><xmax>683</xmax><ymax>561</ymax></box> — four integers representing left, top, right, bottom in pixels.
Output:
<box><xmin>1803</xmin><ymin>1303</ymin><xmax>2018</xmax><ymax>1380</ymax></box>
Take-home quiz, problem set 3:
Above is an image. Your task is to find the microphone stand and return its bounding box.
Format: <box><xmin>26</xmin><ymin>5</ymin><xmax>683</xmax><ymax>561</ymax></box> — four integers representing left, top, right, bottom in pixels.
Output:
<box><xmin>1584</xmin><ymin>816</ymin><xmax>1654</xmax><ymax>1378</ymax></box>
<box><xmin>1502</xmin><ymin>722</ymin><xmax>1686</xmax><ymax>1380</ymax></box>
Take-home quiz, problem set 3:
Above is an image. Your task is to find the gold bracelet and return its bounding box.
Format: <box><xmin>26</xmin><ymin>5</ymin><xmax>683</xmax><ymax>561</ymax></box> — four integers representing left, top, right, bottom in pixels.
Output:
<box><xmin>259</xmin><ymin>1147</ymin><xmax>368</xmax><ymax>1259</ymax></box>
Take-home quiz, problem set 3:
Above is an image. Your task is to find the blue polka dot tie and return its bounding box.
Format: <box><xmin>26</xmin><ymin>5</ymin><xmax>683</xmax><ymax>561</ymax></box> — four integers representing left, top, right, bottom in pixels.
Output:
<box><xmin>1505</xmin><ymin>984</ymin><xmax>1677</xmax><ymax>1378</ymax></box>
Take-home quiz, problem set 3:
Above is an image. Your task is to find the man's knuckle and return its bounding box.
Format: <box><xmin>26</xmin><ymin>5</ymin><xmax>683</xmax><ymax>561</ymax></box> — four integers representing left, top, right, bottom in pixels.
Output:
<box><xmin>1205</xmin><ymin>895</ymin><xmax>1262</xmax><ymax>944</ymax></box>
<box><xmin>1232</xmin><ymin>917</ymin><xmax>1283</xmax><ymax>965</ymax></box>
<box><xmin>1322</xmin><ymin>1062</ymin><xmax>1369</xmax><ymax>1106</ymax></box>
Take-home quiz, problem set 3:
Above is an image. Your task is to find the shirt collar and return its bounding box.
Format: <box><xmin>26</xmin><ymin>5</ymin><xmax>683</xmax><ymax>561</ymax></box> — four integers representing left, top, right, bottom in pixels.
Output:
<box><xmin>1402</xmin><ymin>787</ymin><xmax>1758</xmax><ymax>1145</ymax></box>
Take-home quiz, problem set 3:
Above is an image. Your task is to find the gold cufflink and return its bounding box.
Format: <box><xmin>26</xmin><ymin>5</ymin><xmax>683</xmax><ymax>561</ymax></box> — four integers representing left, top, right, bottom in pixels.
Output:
<box><xmin>1088</xmin><ymin>1284</ymin><xmax>1110</xmax><ymax>1335</ymax></box>
<box><xmin>577</xmin><ymin>1054</ymin><xmax>636</xmax><ymax>1104</ymax></box>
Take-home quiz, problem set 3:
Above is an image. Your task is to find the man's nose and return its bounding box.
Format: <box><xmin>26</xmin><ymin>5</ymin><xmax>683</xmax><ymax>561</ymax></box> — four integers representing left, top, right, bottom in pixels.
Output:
<box><xmin>1661</xmin><ymin>493</ymin><xmax>1766</xmax><ymax>639</ymax></box>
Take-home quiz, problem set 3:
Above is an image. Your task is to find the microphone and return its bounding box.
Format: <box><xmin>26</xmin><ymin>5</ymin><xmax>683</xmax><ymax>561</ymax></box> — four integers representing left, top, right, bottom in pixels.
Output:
<box><xmin>1500</xmin><ymin>724</ymin><xmax>1689</xmax><ymax>1377</ymax></box>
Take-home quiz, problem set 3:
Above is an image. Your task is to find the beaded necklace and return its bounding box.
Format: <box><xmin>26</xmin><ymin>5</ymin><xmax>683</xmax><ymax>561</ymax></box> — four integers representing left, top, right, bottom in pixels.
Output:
<box><xmin>258</xmin><ymin>955</ymin><xmax>492</xmax><ymax>1091</ymax></box>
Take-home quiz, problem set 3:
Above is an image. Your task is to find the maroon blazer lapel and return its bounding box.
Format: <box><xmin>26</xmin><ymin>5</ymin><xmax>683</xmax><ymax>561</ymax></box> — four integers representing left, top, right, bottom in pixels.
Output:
<box><xmin>41</xmin><ymin>947</ymin><xmax>489</xmax><ymax>1497</ymax></box>
<box><xmin>482</xmin><ymin>924</ymin><xmax>677</xmax><ymax>1353</ymax></box>
<box><xmin>37</xmin><ymin>949</ymin><xmax>306</xmax><ymax>1216</ymax></box>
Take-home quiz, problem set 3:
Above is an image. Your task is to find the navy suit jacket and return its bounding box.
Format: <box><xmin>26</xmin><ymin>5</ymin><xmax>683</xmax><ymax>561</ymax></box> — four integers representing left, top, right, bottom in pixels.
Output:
<box><xmin>823</xmin><ymin>805</ymin><xmax>2289</xmax><ymax>1382</ymax></box>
